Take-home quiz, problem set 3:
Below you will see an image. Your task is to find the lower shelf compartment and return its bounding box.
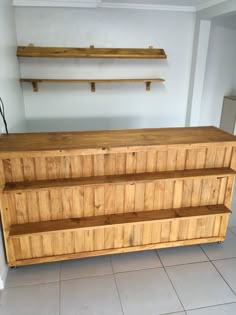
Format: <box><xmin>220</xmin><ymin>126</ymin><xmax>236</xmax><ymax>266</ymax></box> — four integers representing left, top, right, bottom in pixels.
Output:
<box><xmin>9</xmin><ymin>204</ymin><xmax>231</xmax><ymax>237</ymax></box>
<box><xmin>9</xmin><ymin>204</ymin><xmax>231</xmax><ymax>266</ymax></box>
<box><xmin>9</xmin><ymin>236</ymin><xmax>225</xmax><ymax>267</ymax></box>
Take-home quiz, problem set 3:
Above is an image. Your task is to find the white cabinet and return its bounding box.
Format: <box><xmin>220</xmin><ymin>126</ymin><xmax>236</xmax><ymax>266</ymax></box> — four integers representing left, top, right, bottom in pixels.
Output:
<box><xmin>220</xmin><ymin>96</ymin><xmax>236</xmax><ymax>134</ymax></box>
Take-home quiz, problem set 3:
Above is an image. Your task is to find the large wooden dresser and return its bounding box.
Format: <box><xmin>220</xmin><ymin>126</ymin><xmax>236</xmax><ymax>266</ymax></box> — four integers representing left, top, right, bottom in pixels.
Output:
<box><xmin>0</xmin><ymin>126</ymin><xmax>236</xmax><ymax>267</ymax></box>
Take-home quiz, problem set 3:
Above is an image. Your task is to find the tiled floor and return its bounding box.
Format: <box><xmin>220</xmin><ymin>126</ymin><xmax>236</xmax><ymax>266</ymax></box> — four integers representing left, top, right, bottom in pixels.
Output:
<box><xmin>2</xmin><ymin>224</ymin><xmax>236</xmax><ymax>314</ymax></box>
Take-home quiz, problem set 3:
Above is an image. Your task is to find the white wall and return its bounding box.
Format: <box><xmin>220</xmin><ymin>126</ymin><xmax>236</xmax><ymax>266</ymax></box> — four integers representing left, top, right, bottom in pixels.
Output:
<box><xmin>15</xmin><ymin>7</ymin><xmax>195</xmax><ymax>131</ymax></box>
<box><xmin>0</xmin><ymin>1</ymin><xmax>26</xmax><ymax>289</ymax></box>
<box><xmin>199</xmin><ymin>20</ymin><xmax>236</xmax><ymax>126</ymax></box>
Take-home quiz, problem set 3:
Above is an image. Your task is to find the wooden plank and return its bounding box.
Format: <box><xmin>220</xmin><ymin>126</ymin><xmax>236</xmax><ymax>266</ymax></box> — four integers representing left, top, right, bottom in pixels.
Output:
<box><xmin>166</xmin><ymin>149</ymin><xmax>177</xmax><ymax>171</ymax></box>
<box><xmin>136</xmin><ymin>152</ymin><xmax>147</xmax><ymax>173</ymax></box>
<box><xmin>104</xmin><ymin>154</ymin><xmax>116</xmax><ymax>176</ymax></box>
<box><xmin>15</xmin><ymin>193</ymin><xmax>28</xmax><ymax>224</ymax></box>
<box><xmin>173</xmin><ymin>180</ymin><xmax>183</xmax><ymax>208</ymax></box>
<box><xmin>224</xmin><ymin>177</ymin><xmax>235</xmax><ymax>208</ymax></box>
<box><xmin>34</xmin><ymin>157</ymin><xmax>47</xmax><ymax>180</ymax></box>
<box><xmin>9</xmin><ymin>235</ymin><xmax>226</xmax><ymax>266</ymax></box>
<box><xmin>4</xmin><ymin>168</ymin><xmax>236</xmax><ymax>193</ymax></box>
<box><xmin>124</xmin><ymin>184</ymin><xmax>135</xmax><ymax>212</ymax></box>
<box><xmin>146</xmin><ymin>151</ymin><xmax>157</xmax><ymax>172</ymax></box>
<box><xmin>22</xmin><ymin>158</ymin><xmax>36</xmax><ymax>181</ymax></box>
<box><xmin>144</xmin><ymin>183</ymin><xmax>155</xmax><ymax>210</ymax></box>
<box><xmin>94</xmin><ymin>154</ymin><xmax>104</xmax><ymax>176</ymax></box>
<box><xmin>71</xmin><ymin>156</ymin><xmax>83</xmax><ymax>178</ymax></box>
<box><xmin>205</xmin><ymin>148</ymin><xmax>216</xmax><ymax>168</ymax></box>
<box><xmin>82</xmin><ymin>156</ymin><xmax>94</xmax><ymax>177</ymax></box>
<box><xmin>134</xmin><ymin>183</ymin><xmax>145</xmax><ymax>212</ymax></box>
<box><xmin>175</xmin><ymin>150</ymin><xmax>186</xmax><ymax>170</ymax></box>
<box><xmin>126</xmin><ymin>152</ymin><xmax>137</xmax><ymax>174</ymax></box>
<box><xmin>114</xmin><ymin>185</ymin><xmax>125</xmax><ymax>213</ymax></box>
<box><xmin>185</xmin><ymin>149</ymin><xmax>197</xmax><ymax>169</ymax></box>
<box><xmin>116</xmin><ymin>153</ymin><xmax>126</xmax><ymax>174</ymax></box>
<box><xmin>17</xmin><ymin>46</ymin><xmax>167</xmax><ymax>59</ymax></box>
<box><xmin>0</xmin><ymin>127</ymin><xmax>235</xmax><ymax>158</ymax></box>
<box><xmin>11</xmin><ymin>158</ymin><xmax>24</xmax><ymax>182</ymax></box>
<box><xmin>21</xmin><ymin>78</ymin><xmax>165</xmax><ymax>84</ymax></box>
<box><xmin>9</xmin><ymin>205</ymin><xmax>231</xmax><ymax>237</ymax></box>
<box><xmin>45</xmin><ymin>157</ymin><xmax>60</xmax><ymax>179</ymax></box>
<box><xmin>83</xmin><ymin>187</ymin><xmax>94</xmax><ymax>217</ymax></box>
<box><xmin>195</xmin><ymin>148</ymin><xmax>206</xmax><ymax>168</ymax></box>
<box><xmin>21</xmin><ymin>78</ymin><xmax>165</xmax><ymax>91</ymax></box>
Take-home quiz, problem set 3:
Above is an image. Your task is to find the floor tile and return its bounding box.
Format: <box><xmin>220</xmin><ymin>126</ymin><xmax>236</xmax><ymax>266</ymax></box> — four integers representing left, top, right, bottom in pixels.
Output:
<box><xmin>166</xmin><ymin>262</ymin><xmax>236</xmax><ymax>310</ymax></box>
<box><xmin>0</xmin><ymin>282</ymin><xmax>59</xmax><ymax>315</ymax></box>
<box><xmin>6</xmin><ymin>262</ymin><xmax>60</xmax><ymax>287</ymax></box>
<box><xmin>186</xmin><ymin>303</ymin><xmax>236</xmax><ymax>314</ymax></box>
<box><xmin>111</xmin><ymin>250</ymin><xmax>162</xmax><ymax>273</ymax></box>
<box><xmin>60</xmin><ymin>275</ymin><xmax>122</xmax><ymax>315</ymax></box>
<box><xmin>213</xmin><ymin>258</ymin><xmax>236</xmax><ymax>293</ymax></box>
<box><xmin>115</xmin><ymin>268</ymin><xmax>183</xmax><ymax>315</ymax></box>
<box><xmin>60</xmin><ymin>256</ymin><xmax>113</xmax><ymax>280</ymax></box>
<box><xmin>229</xmin><ymin>226</ymin><xmax>236</xmax><ymax>236</ymax></box>
<box><xmin>200</xmin><ymin>229</ymin><xmax>236</xmax><ymax>260</ymax></box>
<box><xmin>158</xmin><ymin>245</ymin><xmax>208</xmax><ymax>267</ymax></box>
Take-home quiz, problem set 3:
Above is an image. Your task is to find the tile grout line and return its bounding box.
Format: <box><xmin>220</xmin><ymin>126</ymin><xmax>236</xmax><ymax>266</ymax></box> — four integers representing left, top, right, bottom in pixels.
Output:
<box><xmin>155</xmin><ymin>250</ymin><xmax>186</xmax><ymax>313</ymax></box>
<box><xmin>211</xmin><ymin>260</ymin><xmax>236</xmax><ymax>297</ymax></box>
<box><xmin>110</xmin><ymin>256</ymin><xmax>125</xmax><ymax>315</ymax></box>
<box><xmin>228</xmin><ymin>226</ymin><xmax>236</xmax><ymax>236</ymax></box>
<box><xmin>200</xmin><ymin>246</ymin><xmax>236</xmax><ymax>297</ymax></box>
<box><xmin>185</xmin><ymin>301</ymin><xmax>236</xmax><ymax>312</ymax></box>
<box><xmin>211</xmin><ymin>256</ymin><xmax>236</xmax><ymax>262</ymax></box>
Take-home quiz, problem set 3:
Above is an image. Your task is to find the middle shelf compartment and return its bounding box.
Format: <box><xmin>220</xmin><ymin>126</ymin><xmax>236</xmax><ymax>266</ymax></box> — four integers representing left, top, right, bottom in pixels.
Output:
<box><xmin>9</xmin><ymin>204</ymin><xmax>231</xmax><ymax>238</ymax></box>
<box><xmin>4</xmin><ymin>167</ymin><xmax>236</xmax><ymax>193</ymax></box>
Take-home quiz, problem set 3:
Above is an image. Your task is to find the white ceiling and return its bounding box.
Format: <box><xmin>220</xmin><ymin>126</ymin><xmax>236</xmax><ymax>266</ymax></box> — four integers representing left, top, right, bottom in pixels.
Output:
<box><xmin>12</xmin><ymin>0</ymin><xmax>228</xmax><ymax>11</ymax></box>
<box><xmin>104</xmin><ymin>0</ymin><xmax>215</xmax><ymax>7</ymax></box>
<box><xmin>213</xmin><ymin>12</ymin><xmax>236</xmax><ymax>29</ymax></box>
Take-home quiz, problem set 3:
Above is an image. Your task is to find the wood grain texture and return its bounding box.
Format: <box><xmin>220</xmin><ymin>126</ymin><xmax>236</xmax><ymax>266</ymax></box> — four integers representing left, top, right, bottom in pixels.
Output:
<box><xmin>0</xmin><ymin>127</ymin><xmax>235</xmax><ymax>158</ymax></box>
<box><xmin>17</xmin><ymin>46</ymin><xmax>167</xmax><ymax>59</ymax></box>
<box><xmin>4</xmin><ymin>168</ymin><xmax>235</xmax><ymax>193</ymax></box>
<box><xmin>9</xmin><ymin>205</ymin><xmax>231</xmax><ymax>237</ymax></box>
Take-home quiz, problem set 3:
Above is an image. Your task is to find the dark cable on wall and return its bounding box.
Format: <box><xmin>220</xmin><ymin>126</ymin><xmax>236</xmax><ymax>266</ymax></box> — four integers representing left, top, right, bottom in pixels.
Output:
<box><xmin>0</xmin><ymin>97</ymin><xmax>9</xmax><ymax>134</ymax></box>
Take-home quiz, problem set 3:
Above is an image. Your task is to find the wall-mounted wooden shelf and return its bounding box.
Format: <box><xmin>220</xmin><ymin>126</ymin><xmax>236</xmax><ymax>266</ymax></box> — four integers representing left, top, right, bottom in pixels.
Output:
<box><xmin>17</xmin><ymin>46</ymin><xmax>167</xmax><ymax>59</ymax></box>
<box><xmin>20</xmin><ymin>78</ymin><xmax>165</xmax><ymax>92</ymax></box>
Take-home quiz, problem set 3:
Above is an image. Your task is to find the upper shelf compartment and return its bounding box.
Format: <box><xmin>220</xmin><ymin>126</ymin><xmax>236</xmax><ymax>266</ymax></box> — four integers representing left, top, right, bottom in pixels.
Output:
<box><xmin>17</xmin><ymin>46</ymin><xmax>167</xmax><ymax>59</ymax></box>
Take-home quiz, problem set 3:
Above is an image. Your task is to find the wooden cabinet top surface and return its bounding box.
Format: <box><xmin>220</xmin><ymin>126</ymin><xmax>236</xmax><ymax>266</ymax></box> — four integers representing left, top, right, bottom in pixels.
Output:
<box><xmin>0</xmin><ymin>126</ymin><xmax>235</xmax><ymax>157</ymax></box>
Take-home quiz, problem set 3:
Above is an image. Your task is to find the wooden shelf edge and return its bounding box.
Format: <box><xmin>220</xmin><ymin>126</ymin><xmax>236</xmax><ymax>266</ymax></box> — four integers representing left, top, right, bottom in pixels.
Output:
<box><xmin>20</xmin><ymin>79</ymin><xmax>165</xmax><ymax>83</ymax></box>
<box><xmin>9</xmin><ymin>205</ymin><xmax>231</xmax><ymax>238</ymax></box>
<box><xmin>8</xmin><ymin>236</ymin><xmax>225</xmax><ymax>267</ymax></box>
<box><xmin>4</xmin><ymin>168</ymin><xmax>236</xmax><ymax>194</ymax></box>
<box><xmin>20</xmin><ymin>78</ymin><xmax>165</xmax><ymax>92</ymax></box>
<box><xmin>17</xmin><ymin>46</ymin><xmax>167</xmax><ymax>59</ymax></box>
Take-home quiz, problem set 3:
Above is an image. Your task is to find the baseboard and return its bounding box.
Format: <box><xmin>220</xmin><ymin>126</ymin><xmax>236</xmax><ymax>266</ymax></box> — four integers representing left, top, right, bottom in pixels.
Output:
<box><xmin>0</xmin><ymin>265</ymin><xmax>8</xmax><ymax>290</ymax></box>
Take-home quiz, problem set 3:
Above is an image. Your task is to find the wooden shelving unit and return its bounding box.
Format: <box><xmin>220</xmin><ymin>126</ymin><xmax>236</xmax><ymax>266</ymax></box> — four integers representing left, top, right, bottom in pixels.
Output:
<box><xmin>20</xmin><ymin>78</ymin><xmax>165</xmax><ymax>92</ymax></box>
<box><xmin>17</xmin><ymin>46</ymin><xmax>167</xmax><ymax>59</ymax></box>
<box><xmin>1</xmin><ymin>126</ymin><xmax>235</xmax><ymax>267</ymax></box>
<box><xmin>18</xmin><ymin>45</ymin><xmax>166</xmax><ymax>92</ymax></box>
